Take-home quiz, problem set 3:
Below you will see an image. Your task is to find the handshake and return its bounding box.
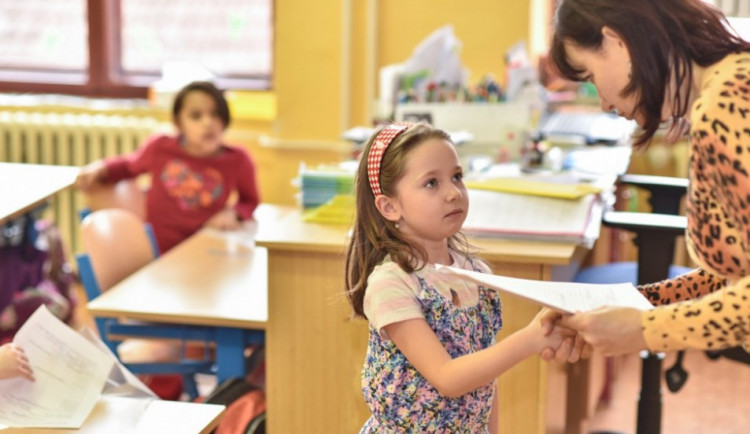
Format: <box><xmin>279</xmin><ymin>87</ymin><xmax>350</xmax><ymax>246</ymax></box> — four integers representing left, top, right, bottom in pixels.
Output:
<box><xmin>536</xmin><ymin>307</ymin><xmax>648</xmax><ymax>362</ymax></box>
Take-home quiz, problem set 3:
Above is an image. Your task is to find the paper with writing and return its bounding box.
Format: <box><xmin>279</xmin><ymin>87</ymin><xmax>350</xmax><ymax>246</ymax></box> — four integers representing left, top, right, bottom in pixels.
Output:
<box><xmin>436</xmin><ymin>265</ymin><xmax>653</xmax><ymax>313</ymax></box>
<box><xmin>0</xmin><ymin>306</ymin><xmax>114</xmax><ymax>428</ymax></box>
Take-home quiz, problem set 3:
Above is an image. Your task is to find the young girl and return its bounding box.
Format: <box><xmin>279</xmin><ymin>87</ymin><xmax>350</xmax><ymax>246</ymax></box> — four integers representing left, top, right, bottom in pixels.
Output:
<box><xmin>76</xmin><ymin>81</ymin><xmax>260</xmax><ymax>253</ymax></box>
<box><xmin>345</xmin><ymin>122</ymin><xmax>566</xmax><ymax>432</ymax></box>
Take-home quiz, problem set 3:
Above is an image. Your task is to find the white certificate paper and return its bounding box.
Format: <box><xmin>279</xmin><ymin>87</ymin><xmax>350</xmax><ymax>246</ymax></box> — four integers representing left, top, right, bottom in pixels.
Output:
<box><xmin>0</xmin><ymin>306</ymin><xmax>114</xmax><ymax>428</ymax></box>
<box><xmin>436</xmin><ymin>265</ymin><xmax>654</xmax><ymax>313</ymax></box>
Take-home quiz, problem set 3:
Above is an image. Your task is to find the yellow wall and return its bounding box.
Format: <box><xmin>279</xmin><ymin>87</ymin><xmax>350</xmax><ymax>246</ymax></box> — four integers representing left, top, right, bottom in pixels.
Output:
<box><xmin>275</xmin><ymin>0</ymin><xmax>532</xmax><ymax>138</ymax></box>
<box><xmin>377</xmin><ymin>1</ymin><xmax>530</xmax><ymax>93</ymax></box>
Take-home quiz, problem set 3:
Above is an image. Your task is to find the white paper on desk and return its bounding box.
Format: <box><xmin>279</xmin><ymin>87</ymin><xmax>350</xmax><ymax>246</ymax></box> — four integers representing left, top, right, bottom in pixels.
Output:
<box><xmin>0</xmin><ymin>306</ymin><xmax>114</xmax><ymax>428</ymax></box>
<box><xmin>435</xmin><ymin>265</ymin><xmax>654</xmax><ymax>313</ymax></box>
<box><xmin>78</xmin><ymin>328</ymin><xmax>157</xmax><ymax>399</ymax></box>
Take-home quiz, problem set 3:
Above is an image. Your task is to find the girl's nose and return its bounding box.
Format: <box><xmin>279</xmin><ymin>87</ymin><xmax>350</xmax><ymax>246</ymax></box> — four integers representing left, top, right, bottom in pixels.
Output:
<box><xmin>446</xmin><ymin>184</ymin><xmax>462</xmax><ymax>201</ymax></box>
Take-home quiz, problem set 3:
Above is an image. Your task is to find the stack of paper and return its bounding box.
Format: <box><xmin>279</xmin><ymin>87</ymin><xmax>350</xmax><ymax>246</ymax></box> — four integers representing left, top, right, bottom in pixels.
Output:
<box><xmin>462</xmin><ymin>189</ymin><xmax>597</xmax><ymax>243</ymax></box>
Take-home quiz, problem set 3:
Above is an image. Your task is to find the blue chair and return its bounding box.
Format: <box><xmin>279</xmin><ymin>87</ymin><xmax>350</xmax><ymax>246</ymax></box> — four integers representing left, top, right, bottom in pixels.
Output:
<box><xmin>77</xmin><ymin>208</ymin><xmax>215</xmax><ymax>399</ymax></box>
<box><xmin>574</xmin><ymin>174</ymin><xmax>691</xmax><ymax>434</ymax></box>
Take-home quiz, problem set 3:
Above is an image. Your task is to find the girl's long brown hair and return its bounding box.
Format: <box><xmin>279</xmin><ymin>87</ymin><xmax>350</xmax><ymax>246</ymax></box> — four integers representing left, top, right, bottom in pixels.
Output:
<box><xmin>345</xmin><ymin>123</ymin><xmax>471</xmax><ymax>318</ymax></box>
<box><xmin>550</xmin><ymin>0</ymin><xmax>750</xmax><ymax>148</ymax></box>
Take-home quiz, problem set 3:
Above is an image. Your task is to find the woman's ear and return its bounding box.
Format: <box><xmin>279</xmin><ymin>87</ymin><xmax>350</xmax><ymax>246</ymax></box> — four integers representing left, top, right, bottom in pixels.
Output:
<box><xmin>601</xmin><ymin>26</ymin><xmax>630</xmax><ymax>61</ymax></box>
<box><xmin>374</xmin><ymin>195</ymin><xmax>401</xmax><ymax>224</ymax></box>
<box><xmin>602</xmin><ymin>26</ymin><xmax>624</xmax><ymax>48</ymax></box>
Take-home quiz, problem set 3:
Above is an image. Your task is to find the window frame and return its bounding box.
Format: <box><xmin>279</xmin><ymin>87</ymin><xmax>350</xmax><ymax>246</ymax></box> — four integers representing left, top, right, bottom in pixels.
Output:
<box><xmin>0</xmin><ymin>0</ymin><xmax>273</xmax><ymax>98</ymax></box>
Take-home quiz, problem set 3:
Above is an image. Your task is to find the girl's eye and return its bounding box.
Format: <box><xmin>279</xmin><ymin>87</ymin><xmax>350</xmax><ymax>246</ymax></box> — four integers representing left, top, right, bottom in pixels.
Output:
<box><xmin>425</xmin><ymin>179</ymin><xmax>436</xmax><ymax>188</ymax></box>
<box><xmin>453</xmin><ymin>172</ymin><xmax>463</xmax><ymax>182</ymax></box>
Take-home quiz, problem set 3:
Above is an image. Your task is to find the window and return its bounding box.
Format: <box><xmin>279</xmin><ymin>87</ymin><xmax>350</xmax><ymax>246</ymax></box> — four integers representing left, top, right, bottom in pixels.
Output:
<box><xmin>0</xmin><ymin>0</ymin><xmax>273</xmax><ymax>98</ymax></box>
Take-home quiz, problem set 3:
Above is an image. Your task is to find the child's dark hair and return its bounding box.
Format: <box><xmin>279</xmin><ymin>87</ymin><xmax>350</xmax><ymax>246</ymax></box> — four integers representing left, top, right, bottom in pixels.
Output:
<box><xmin>172</xmin><ymin>81</ymin><xmax>231</xmax><ymax>129</ymax></box>
<box><xmin>345</xmin><ymin>123</ymin><xmax>472</xmax><ymax>318</ymax></box>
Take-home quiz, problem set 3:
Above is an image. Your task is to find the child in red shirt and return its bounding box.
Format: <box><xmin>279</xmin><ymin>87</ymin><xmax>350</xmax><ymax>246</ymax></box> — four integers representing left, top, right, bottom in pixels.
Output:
<box><xmin>77</xmin><ymin>81</ymin><xmax>260</xmax><ymax>253</ymax></box>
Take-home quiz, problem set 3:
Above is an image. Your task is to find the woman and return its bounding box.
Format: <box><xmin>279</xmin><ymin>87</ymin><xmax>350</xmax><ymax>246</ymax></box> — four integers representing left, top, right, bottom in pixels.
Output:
<box><xmin>547</xmin><ymin>0</ymin><xmax>750</xmax><ymax>357</ymax></box>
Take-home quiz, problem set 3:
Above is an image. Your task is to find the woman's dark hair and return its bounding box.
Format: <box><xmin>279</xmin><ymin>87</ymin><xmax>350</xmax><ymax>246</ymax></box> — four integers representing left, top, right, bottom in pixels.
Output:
<box><xmin>345</xmin><ymin>123</ymin><xmax>471</xmax><ymax>318</ymax></box>
<box><xmin>172</xmin><ymin>81</ymin><xmax>231</xmax><ymax>129</ymax></box>
<box><xmin>550</xmin><ymin>0</ymin><xmax>750</xmax><ymax>147</ymax></box>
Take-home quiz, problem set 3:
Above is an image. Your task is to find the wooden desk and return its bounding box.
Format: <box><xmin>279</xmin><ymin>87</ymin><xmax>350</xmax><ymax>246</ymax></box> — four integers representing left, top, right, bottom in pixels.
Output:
<box><xmin>87</xmin><ymin>204</ymin><xmax>293</xmax><ymax>382</ymax></box>
<box><xmin>256</xmin><ymin>210</ymin><xmax>588</xmax><ymax>434</ymax></box>
<box><xmin>0</xmin><ymin>163</ymin><xmax>78</xmax><ymax>225</ymax></box>
<box><xmin>3</xmin><ymin>396</ymin><xmax>224</xmax><ymax>433</ymax></box>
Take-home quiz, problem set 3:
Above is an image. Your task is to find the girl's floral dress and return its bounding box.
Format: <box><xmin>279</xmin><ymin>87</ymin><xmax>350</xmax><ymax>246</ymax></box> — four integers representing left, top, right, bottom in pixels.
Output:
<box><xmin>360</xmin><ymin>260</ymin><xmax>502</xmax><ymax>433</ymax></box>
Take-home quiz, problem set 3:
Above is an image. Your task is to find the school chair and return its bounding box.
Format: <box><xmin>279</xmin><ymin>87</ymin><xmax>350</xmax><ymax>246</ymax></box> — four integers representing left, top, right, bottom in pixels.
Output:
<box><xmin>573</xmin><ymin>174</ymin><xmax>691</xmax><ymax>434</ymax></box>
<box><xmin>78</xmin><ymin>179</ymin><xmax>147</xmax><ymax>222</ymax></box>
<box><xmin>76</xmin><ymin>208</ymin><xmax>215</xmax><ymax>399</ymax></box>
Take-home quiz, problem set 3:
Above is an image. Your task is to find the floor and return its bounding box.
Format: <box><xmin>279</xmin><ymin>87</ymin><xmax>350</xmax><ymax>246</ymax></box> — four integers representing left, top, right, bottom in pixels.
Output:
<box><xmin>583</xmin><ymin>350</ymin><xmax>750</xmax><ymax>434</ymax></box>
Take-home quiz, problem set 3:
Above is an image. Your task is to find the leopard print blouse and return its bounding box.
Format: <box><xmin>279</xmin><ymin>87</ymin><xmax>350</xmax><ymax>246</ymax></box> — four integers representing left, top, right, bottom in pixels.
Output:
<box><xmin>639</xmin><ymin>51</ymin><xmax>750</xmax><ymax>352</ymax></box>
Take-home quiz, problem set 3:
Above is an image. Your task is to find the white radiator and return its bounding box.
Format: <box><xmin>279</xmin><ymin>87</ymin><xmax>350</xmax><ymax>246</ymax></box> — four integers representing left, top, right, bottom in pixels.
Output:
<box><xmin>0</xmin><ymin>111</ymin><xmax>168</xmax><ymax>254</ymax></box>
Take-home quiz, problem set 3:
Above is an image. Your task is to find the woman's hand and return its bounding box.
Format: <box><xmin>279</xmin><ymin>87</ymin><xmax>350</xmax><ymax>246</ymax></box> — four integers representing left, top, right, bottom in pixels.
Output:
<box><xmin>561</xmin><ymin>307</ymin><xmax>648</xmax><ymax>356</ymax></box>
<box><xmin>0</xmin><ymin>343</ymin><xmax>34</xmax><ymax>381</ymax></box>
<box><xmin>206</xmin><ymin>207</ymin><xmax>242</xmax><ymax>230</ymax></box>
<box><xmin>537</xmin><ymin>309</ymin><xmax>591</xmax><ymax>363</ymax></box>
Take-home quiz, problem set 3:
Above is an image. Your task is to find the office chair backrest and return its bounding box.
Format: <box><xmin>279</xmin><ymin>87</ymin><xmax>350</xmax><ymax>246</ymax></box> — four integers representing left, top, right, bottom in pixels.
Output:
<box><xmin>80</xmin><ymin>208</ymin><xmax>155</xmax><ymax>292</ymax></box>
<box><xmin>83</xmin><ymin>179</ymin><xmax>147</xmax><ymax>221</ymax></box>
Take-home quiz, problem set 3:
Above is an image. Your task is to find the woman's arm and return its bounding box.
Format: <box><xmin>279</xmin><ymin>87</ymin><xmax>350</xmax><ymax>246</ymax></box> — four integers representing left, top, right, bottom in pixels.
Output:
<box><xmin>637</xmin><ymin>268</ymin><xmax>725</xmax><ymax>306</ymax></box>
<box><xmin>641</xmin><ymin>276</ymin><xmax>750</xmax><ymax>352</ymax></box>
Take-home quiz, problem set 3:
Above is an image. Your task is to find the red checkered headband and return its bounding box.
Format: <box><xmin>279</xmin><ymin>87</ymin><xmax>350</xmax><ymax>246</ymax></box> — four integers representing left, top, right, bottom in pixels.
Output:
<box><xmin>367</xmin><ymin>122</ymin><xmax>412</xmax><ymax>196</ymax></box>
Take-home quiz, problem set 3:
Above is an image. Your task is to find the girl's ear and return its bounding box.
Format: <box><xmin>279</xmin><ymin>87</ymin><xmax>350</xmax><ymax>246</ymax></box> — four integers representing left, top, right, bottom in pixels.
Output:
<box><xmin>374</xmin><ymin>195</ymin><xmax>401</xmax><ymax>223</ymax></box>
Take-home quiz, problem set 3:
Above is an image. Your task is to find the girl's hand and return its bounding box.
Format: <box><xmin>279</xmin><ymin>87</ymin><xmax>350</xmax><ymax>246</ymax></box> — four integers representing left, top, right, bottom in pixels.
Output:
<box><xmin>76</xmin><ymin>160</ymin><xmax>107</xmax><ymax>191</ymax></box>
<box><xmin>0</xmin><ymin>343</ymin><xmax>34</xmax><ymax>381</ymax></box>
<box><xmin>525</xmin><ymin>309</ymin><xmax>569</xmax><ymax>354</ymax></box>
<box><xmin>206</xmin><ymin>208</ymin><xmax>241</xmax><ymax>230</ymax></box>
<box><xmin>538</xmin><ymin>308</ymin><xmax>591</xmax><ymax>363</ymax></box>
<box><xmin>561</xmin><ymin>307</ymin><xmax>647</xmax><ymax>356</ymax></box>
